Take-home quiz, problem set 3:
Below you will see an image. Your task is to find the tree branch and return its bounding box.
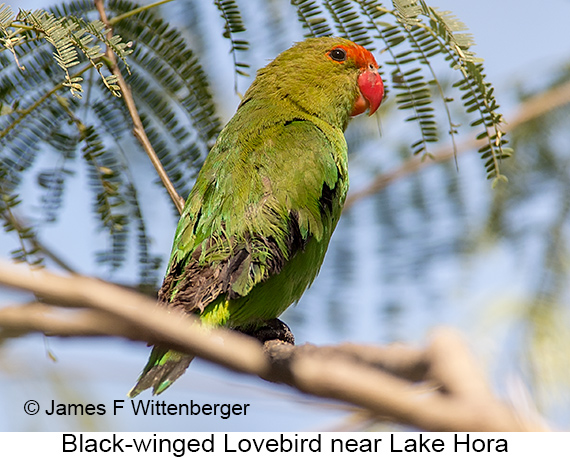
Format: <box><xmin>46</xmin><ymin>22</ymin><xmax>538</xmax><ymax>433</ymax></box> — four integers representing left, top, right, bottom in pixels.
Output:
<box><xmin>0</xmin><ymin>260</ymin><xmax>547</xmax><ymax>431</ymax></box>
<box><xmin>0</xmin><ymin>260</ymin><xmax>268</xmax><ymax>375</ymax></box>
<box><xmin>94</xmin><ymin>0</ymin><xmax>185</xmax><ymax>214</ymax></box>
<box><xmin>0</xmin><ymin>302</ymin><xmax>137</xmax><ymax>339</ymax></box>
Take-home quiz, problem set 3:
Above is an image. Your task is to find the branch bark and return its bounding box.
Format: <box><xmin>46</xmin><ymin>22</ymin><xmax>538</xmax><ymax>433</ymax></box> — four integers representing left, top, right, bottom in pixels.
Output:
<box><xmin>0</xmin><ymin>260</ymin><xmax>547</xmax><ymax>431</ymax></box>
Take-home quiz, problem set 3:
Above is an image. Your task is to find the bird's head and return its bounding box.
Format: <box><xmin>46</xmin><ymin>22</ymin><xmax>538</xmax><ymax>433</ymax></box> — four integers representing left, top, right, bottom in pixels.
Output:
<box><xmin>241</xmin><ymin>37</ymin><xmax>384</xmax><ymax>128</ymax></box>
<box><xmin>324</xmin><ymin>40</ymin><xmax>384</xmax><ymax>117</ymax></box>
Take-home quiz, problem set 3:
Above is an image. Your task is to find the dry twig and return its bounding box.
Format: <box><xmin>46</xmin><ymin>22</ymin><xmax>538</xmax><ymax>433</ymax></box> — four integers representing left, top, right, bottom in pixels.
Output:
<box><xmin>94</xmin><ymin>0</ymin><xmax>185</xmax><ymax>214</ymax></box>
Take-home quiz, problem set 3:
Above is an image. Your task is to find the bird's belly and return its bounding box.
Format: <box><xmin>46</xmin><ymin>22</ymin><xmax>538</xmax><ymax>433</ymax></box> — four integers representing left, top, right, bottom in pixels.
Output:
<box><xmin>207</xmin><ymin>235</ymin><xmax>329</xmax><ymax>329</ymax></box>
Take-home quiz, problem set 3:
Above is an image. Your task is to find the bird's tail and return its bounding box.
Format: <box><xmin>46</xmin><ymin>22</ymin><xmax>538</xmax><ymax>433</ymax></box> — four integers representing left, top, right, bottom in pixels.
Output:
<box><xmin>128</xmin><ymin>347</ymin><xmax>194</xmax><ymax>397</ymax></box>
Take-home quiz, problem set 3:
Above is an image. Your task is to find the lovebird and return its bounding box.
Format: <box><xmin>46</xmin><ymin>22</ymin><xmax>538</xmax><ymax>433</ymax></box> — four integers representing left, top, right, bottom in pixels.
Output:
<box><xmin>128</xmin><ymin>37</ymin><xmax>384</xmax><ymax>397</ymax></box>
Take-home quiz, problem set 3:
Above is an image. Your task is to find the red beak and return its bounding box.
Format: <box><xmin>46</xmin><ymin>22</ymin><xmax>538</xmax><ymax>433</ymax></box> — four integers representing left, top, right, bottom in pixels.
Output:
<box><xmin>352</xmin><ymin>70</ymin><xmax>384</xmax><ymax>116</ymax></box>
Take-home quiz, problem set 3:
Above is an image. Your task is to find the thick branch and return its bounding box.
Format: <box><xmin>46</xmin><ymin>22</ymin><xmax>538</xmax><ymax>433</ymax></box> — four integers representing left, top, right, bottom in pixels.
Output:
<box><xmin>0</xmin><ymin>302</ymin><xmax>137</xmax><ymax>339</ymax></box>
<box><xmin>263</xmin><ymin>333</ymin><xmax>541</xmax><ymax>432</ymax></box>
<box><xmin>0</xmin><ymin>260</ymin><xmax>546</xmax><ymax>431</ymax></box>
<box><xmin>0</xmin><ymin>260</ymin><xmax>268</xmax><ymax>376</ymax></box>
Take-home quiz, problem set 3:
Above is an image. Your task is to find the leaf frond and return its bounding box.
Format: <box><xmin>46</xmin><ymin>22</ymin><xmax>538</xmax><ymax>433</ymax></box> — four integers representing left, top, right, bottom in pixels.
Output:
<box><xmin>213</xmin><ymin>0</ymin><xmax>249</xmax><ymax>95</ymax></box>
<box><xmin>291</xmin><ymin>0</ymin><xmax>333</xmax><ymax>38</ymax></box>
<box><xmin>323</xmin><ymin>0</ymin><xmax>374</xmax><ymax>47</ymax></box>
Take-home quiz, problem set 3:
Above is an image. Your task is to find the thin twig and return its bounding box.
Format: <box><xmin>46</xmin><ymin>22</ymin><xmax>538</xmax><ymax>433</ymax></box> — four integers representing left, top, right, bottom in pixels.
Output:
<box><xmin>94</xmin><ymin>0</ymin><xmax>185</xmax><ymax>214</ymax></box>
<box><xmin>0</xmin><ymin>191</ymin><xmax>77</xmax><ymax>273</ymax></box>
<box><xmin>0</xmin><ymin>64</ymin><xmax>92</xmax><ymax>140</ymax></box>
<box><xmin>109</xmin><ymin>0</ymin><xmax>175</xmax><ymax>26</ymax></box>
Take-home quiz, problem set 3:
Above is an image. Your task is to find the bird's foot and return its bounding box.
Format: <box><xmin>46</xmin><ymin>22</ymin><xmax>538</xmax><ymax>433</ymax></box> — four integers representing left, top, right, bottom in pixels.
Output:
<box><xmin>237</xmin><ymin>318</ymin><xmax>295</xmax><ymax>345</ymax></box>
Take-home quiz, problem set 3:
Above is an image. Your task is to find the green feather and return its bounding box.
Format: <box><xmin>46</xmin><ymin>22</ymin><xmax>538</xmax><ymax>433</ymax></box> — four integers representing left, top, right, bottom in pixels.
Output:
<box><xmin>129</xmin><ymin>37</ymin><xmax>374</xmax><ymax>396</ymax></box>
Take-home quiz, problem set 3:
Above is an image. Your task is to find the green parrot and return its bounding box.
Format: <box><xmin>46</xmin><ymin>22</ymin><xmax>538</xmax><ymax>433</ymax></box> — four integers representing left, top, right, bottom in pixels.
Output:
<box><xmin>128</xmin><ymin>37</ymin><xmax>384</xmax><ymax>397</ymax></box>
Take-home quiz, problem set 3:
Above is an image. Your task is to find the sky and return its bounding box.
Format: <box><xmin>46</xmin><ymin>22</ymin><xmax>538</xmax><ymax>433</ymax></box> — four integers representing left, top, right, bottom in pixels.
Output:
<box><xmin>435</xmin><ymin>0</ymin><xmax>570</xmax><ymax>89</ymax></box>
<box><xmin>10</xmin><ymin>0</ymin><xmax>570</xmax><ymax>91</ymax></box>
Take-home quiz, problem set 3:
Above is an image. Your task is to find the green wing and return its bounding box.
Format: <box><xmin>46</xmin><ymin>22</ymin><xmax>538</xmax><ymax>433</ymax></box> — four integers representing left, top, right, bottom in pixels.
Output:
<box><xmin>130</xmin><ymin>109</ymin><xmax>349</xmax><ymax>397</ymax></box>
<box><xmin>158</xmin><ymin>115</ymin><xmax>348</xmax><ymax>328</ymax></box>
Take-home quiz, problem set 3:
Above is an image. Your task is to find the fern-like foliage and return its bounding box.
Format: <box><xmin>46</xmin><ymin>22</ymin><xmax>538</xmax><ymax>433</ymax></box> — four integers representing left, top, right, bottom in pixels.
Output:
<box><xmin>421</xmin><ymin>2</ymin><xmax>511</xmax><ymax>182</ymax></box>
<box><xmin>0</xmin><ymin>0</ymin><xmax>510</xmax><ymax>289</ymax></box>
<box><xmin>0</xmin><ymin>0</ymin><xmax>220</xmax><ymax>286</ymax></box>
<box><xmin>291</xmin><ymin>0</ymin><xmax>510</xmax><ymax>184</ymax></box>
<box><xmin>392</xmin><ymin>0</ymin><xmax>510</xmax><ymax>182</ymax></box>
<box><xmin>0</xmin><ymin>3</ymin><xmax>23</xmax><ymax>69</ymax></box>
<box><xmin>213</xmin><ymin>0</ymin><xmax>249</xmax><ymax>95</ymax></box>
<box><xmin>323</xmin><ymin>0</ymin><xmax>373</xmax><ymax>47</ymax></box>
<box><xmin>292</xmin><ymin>0</ymin><xmax>333</xmax><ymax>38</ymax></box>
<box><xmin>1</xmin><ymin>4</ymin><xmax>132</xmax><ymax>97</ymax></box>
<box><xmin>0</xmin><ymin>178</ymin><xmax>46</xmax><ymax>268</ymax></box>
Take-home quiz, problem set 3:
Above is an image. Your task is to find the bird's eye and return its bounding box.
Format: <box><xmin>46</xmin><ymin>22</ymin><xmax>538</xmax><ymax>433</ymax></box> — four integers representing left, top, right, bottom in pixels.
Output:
<box><xmin>329</xmin><ymin>48</ymin><xmax>347</xmax><ymax>62</ymax></box>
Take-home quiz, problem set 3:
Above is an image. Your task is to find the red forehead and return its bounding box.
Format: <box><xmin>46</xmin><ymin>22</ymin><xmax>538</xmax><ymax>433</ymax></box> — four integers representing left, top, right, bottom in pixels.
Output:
<box><xmin>335</xmin><ymin>43</ymin><xmax>378</xmax><ymax>69</ymax></box>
